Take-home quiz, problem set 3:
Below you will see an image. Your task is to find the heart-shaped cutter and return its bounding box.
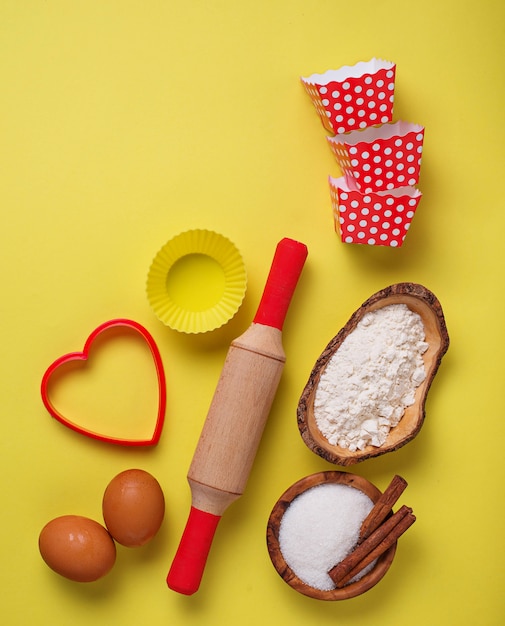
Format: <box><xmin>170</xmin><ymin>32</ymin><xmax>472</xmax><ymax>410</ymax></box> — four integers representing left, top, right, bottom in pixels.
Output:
<box><xmin>41</xmin><ymin>318</ymin><xmax>167</xmax><ymax>446</ymax></box>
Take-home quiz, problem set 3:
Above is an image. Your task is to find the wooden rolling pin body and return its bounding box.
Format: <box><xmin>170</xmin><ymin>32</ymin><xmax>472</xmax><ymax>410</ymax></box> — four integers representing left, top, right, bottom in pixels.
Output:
<box><xmin>188</xmin><ymin>323</ymin><xmax>285</xmax><ymax>514</ymax></box>
<box><xmin>167</xmin><ymin>238</ymin><xmax>308</xmax><ymax>595</ymax></box>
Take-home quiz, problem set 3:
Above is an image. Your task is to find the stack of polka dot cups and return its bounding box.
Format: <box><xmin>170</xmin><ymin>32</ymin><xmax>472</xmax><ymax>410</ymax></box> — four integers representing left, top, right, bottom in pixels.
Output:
<box><xmin>302</xmin><ymin>59</ymin><xmax>424</xmax><ymax>247</ymax></box>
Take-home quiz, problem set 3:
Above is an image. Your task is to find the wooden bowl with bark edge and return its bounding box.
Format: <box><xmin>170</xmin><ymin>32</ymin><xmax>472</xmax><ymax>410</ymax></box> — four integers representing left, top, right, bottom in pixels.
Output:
<box><xmin>297</xmin><ymin>283</ymin><xmax>450</xmax><ymax>466</ymax></box>
<box><xmin>266</xmin><ymin>471</ymin><xmax>397</xmax><ymax>600</ymax></box>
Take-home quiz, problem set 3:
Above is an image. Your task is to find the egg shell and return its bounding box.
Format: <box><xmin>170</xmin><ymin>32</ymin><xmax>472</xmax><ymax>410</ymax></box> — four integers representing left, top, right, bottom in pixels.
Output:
<box><xmin>39</xmin><ymin>515</ymin><xmax>116</xmax><ymax>582</ymax></box>
<box><xmin>102</xmin><ymin>469</ymin><xmax>165</xmax><ymax>547</ymax></box>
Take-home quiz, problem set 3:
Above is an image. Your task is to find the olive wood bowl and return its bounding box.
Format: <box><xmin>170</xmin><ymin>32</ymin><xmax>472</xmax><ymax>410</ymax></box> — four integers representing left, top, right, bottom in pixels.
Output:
<box><xmin>297</xmin><ymin>283</ymin><xmax>449</xmax><ymax>465</ymax></box>
<box><xmin>266</xmin><ymin>471</ymin><xmax>397</xmax><ymax>600</ymax></box>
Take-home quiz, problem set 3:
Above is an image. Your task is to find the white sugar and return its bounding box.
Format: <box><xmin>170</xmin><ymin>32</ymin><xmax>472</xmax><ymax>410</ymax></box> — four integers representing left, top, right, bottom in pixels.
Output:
<box><xmin>278</xmin><ymin>483</ymin><xmax>375</xmax><ymax>591</ymax></box>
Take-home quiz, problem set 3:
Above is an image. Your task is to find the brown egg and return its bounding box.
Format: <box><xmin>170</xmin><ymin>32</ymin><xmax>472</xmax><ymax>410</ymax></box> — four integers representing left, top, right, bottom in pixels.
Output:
<box><xmin>39</xmin><ymin>515</ymin><xmax>116</xmax><ymax>582</ymax></box>
<box><xmin>102</xmin><ymin>469</ymin><xmax>165</xmax><ymax>547</ymax></box>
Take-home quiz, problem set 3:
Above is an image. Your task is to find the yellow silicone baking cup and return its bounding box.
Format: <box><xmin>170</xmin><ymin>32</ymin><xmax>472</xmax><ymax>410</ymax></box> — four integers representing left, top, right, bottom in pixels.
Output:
<box><xmin>146</xmin><ymin>229</ymin><xmax>247</xmax><ymax>333</ymax></box>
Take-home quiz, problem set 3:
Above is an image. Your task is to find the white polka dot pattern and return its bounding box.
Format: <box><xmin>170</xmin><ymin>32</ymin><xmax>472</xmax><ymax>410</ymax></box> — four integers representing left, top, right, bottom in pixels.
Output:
<box><xmin>303</xmin><ymin>59</ymin><xmax>424</xmax><ymax>247</ymax></box>
<box><xmin>329</xmin><ymin>176</ymin><xmax>422</xmax><ymax>247</ymax></box>
<box><xmin>302</xmin><ymin>65</ymin><xmax>396</xmax><ymax>135</ymax></box>
<box><xmin>327</xmin><ymin>122</ymin><xmax>424</xmax><ymax>193</ymax></box>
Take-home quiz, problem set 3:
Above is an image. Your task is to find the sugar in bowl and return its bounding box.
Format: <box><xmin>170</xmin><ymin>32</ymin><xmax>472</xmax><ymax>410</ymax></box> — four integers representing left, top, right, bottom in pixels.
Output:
<box><xmin>266</xmin><ymin>471</ymin><xmax>410</xmax><ymax>600</ymax></box>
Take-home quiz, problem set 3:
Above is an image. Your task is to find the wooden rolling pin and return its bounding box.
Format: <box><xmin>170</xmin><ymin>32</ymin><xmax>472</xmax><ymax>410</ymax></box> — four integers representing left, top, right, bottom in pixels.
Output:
<box><xmin>167</xmin><ymin>237</ymin><xmax>308</xmax><ymax>595</ymax></box>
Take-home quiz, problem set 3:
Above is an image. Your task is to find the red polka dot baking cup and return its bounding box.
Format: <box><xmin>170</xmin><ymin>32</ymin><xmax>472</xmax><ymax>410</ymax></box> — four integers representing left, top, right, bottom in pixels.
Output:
<box><xmin>327</xmin><ymin>121</ymin><xmax>424</xmax><ymax>193</ymax></box>
<box><xmin>301</xmin><ymin>58</ymin><xmax>396</xmax><ymax>135</ymax></box>
<box><xmin>329</xmin><ymin>175</ymin><xmax>422</xmax><ymax>247</ymax></box>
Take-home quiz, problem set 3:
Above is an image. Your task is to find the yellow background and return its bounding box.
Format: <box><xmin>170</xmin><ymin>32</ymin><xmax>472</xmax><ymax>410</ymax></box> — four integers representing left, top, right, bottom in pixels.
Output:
<box><xmin>1</xmin><ymin>1</ymin><xmax>504</xmax><ymax>624</ymax></box>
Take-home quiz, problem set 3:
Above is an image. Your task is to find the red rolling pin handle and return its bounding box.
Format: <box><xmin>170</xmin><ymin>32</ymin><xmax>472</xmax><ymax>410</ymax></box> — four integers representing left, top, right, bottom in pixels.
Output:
<box><xmin>166</xmin><ymin>237</ymin><xmax>307</xmax><ymax>595</ymax></box>
<box><xmin>253</xmin><ymin>238</ymin><xmax>309</xmax><ymax>330</ymax></box>
<box><xmin>166</xmin><ymin>507</ymin><xmax>221</xmax><ymax>595</ymax></box>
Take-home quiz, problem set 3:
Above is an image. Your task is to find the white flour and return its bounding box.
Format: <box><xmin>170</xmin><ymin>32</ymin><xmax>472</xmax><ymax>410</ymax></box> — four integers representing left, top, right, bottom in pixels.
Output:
<box><xmin>314</xmin><ymin>304</ymin><xmax>428</xmax><ymax>450</ymax></box>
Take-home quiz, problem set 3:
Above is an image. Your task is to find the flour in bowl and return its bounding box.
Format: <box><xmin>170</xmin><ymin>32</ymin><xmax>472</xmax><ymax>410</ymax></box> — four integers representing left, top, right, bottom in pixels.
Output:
<box><xmin>314</xmin><ymin>304</ymin><xmax>428</xmax><ymax>450</ymax></box>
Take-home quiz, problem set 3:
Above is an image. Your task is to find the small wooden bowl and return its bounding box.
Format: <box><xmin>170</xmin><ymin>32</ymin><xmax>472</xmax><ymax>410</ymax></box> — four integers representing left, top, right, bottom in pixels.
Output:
<box><xmin>297</xmin><ymin>283</ymin><xmax>449</xmax><ymax>465</ymax></box>
<box><xmin>266</xmin><ymin>471</ymin><xmax>397</xmax><ymax>600</ymax></box>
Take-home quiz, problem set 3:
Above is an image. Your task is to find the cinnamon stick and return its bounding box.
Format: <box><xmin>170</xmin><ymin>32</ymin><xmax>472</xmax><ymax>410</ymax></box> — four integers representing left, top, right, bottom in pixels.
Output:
<box><xmin>359</xmin><ymin>474</ymin><xmax>408</xmax><ymax>543</ymax></box>
<box><xmin>329</xmin><ymin>505</ymin><xmax>415</xmax><ymax>587</ymax></box>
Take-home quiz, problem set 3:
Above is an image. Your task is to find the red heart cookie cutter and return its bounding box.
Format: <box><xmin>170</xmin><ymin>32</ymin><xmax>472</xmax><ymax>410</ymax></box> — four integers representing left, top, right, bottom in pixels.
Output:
<box><xmin>41</xmin><ymin>319</ymin><xmax>166</xmax><ymax>446</ymax></box>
